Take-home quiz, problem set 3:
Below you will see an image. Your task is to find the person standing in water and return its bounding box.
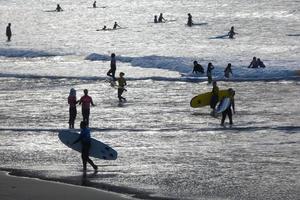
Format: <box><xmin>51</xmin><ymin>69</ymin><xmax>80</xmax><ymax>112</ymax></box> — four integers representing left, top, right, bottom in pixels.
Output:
<box><xmin>248</xmin><ymin>57</ymin><xmax>258</xmax><ymax>68</ymax></box>
<box><xmin>93</xmin><ymin>1</ymin><xmax>97</xmax><ymax>8</ymax></box>
<box><xmin>224</xmin><ymin>63</ymin><xmax>233</xmax><ymax>78</ymax></box>
<box><xmin>107</xmin><ymin>53</ymin><xmax>117</xmax><ymax>80</ymax></box>
<box><xmin>6</xmin><ymin>23</ymin><xmax>12</xmax><ymax>42</ymax></box>
<box><xmin>154</xmin><ymin>15</ymin><xmax>158</xmax><ymax>23</ymax></box>
<box><xmin>210</xmin><ymin>81</ymin><xmax>219</xmax><ymax>115</ymax></box>
<box><xmin>207</xmin><ymin>62</ymin><xmax>214</xmax><ymax>84</ymax></box>
<box><xmin>79</xmin><ymin>89</ymin><xmax>95</xmax><ymax>127</ymax></box>
<box><xmin>117</xmin><ymin>72</ymin><xmax>127</xmax><ymax>102</ymax></box>
<box><xmin>68</xmin><ymin>88</ymin><xmax>78</xmax><ymax>129</ymax></box>
<box><xmin>72</xmin><ymin>121</ymin><xmax>98</xmax><ymax>171</ymax></box>
<box><xmin>221</xmin><ymin>88</ymin><xmax>235</xmax><ymax>126</ymax></box>
<box><xmin>187</xmin><ymin>13</ymin><xmax>193</xmax><ymax>26</ymax></box>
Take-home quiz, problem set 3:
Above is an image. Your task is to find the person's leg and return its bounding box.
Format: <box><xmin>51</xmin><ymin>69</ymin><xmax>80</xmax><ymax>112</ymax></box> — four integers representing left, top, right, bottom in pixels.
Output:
<box><xmin>221</xmin><ymin>111</ymin><xmax>227</xmax><ymax>125</ymax></box>
<box><xmin>81</xmin><ymin>145</ymin><xmax>89</xmax><ymax>171</ymax></box>
<box><xmin>82</xmin><ymin>109</ymin><xmax>90</xmax><ymax>127</ymax></box>
<box><xmin>228</xmin><ymin>109</ymin><xmax>233</xmax><ymax>124</ymax></box>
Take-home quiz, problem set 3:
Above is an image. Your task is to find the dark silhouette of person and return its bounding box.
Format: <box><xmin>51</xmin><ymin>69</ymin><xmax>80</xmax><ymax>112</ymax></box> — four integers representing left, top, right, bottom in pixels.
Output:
<box><xmin>224</xmin><ymin>63</ymin><xmax>233</xmax><ymax>78</ymax></box>
<box><xmin>158</xmin><ymin>13</ymin><xmax>165</xmax><ymax>23</ymax></box>
<box><xmin>93</xmin><ymin>1</ymin><xmax>96</xmax><ymax>8</ymax></box>
<box><xmin>257</xmin><ymin>58</ymin><xmax>266</xmax><ymax>68</ymax></box>
<box><xmin>207</xmin><ymin>62</ymin><xmax>214</xmax><ymax>84</ymax></box>
<box><xmin>221</xmin><ymin>88</ymin><xmax>235</xmax><ymax>126</ymax></box>
<box><xmin>79</xmin><ymin>89</ymin><xmax>95</xmax><ymax>127</ymax></box>
<box><xmin>113</xmin><ymin>22</ymin><xmax>121</xmax><ymax>29</ymax></box>
<box><xmin>68</xmin><ymin>88</ymin><xmax>78</xmax><ymax>129</ymax></box>
<box><xmin>56</xmin><ymin>4</ymin><xmax>63</xmax><ymax>12</ymax></box>
<box><xmin>117</xmin><ymin>72</ymin><xmax>127</xmax><ymax>102</ymax></box>
<box><xmin>6</xmin><ymin>23</ymin><xmax>12</xmax><ymax>42</ymax></box>
<box><xmin>248</xmin><ymin>57</ymin><xmax>258</xmax><ymax>68</ymax></box>
<box><xmin>154</xmin><ymin>15</ymin><xmax>158</xmax><ymax>23</ymax></box>
<box><xmin>210</xmin><ymin>81</ymin><xmax>219</xmax><ymax>114</ymax></box>
<box><xmin>107</xmin><ymin>53</ymin><xmax>117</xmax><ymax>80</ymax></box>
<box><xmin>73</xmin><ymin>121</ymin><xmax>98</xmax><ymax>171</ymax></box>
<box><xmin>187</xmin><ymin>13</ymin><xmax>193</xmax><ymax>27</ymax></box>
<box><xmin>228</xmin><ymin>26</ymin><xmax>237</xmax><ymax>39</ymax></box>
<box><xmin>192</xmin><ymin>61</ymin><xmax>204</xmax><ymax>74</ymax></box>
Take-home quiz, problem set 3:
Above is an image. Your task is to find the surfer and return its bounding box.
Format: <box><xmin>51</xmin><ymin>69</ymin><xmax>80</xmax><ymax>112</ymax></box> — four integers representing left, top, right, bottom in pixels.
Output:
<box><xmin>107</xmin><ymin>53</ymin><xmax>117</xmax><ymax>81</ymax></box>
<box><xmin>6</xmin><ymin>23</ymin><xmax>12</xmax><ymax>42</ymax></box>
<box><xmin>56</xmin><ymin>4</ymin><xmax>63</xmax><ymax>12</ymax></box>
<box><xmin>158</xmin><ymin>13</ymin><xmax>166</xmax><ymax>23</ymax></box>
<box><xmin>207</xmin><ymin>62</ymin><xmax>214</xmax><ymax>84</ymax></box>
<box><xmin>117</xmin><ymin>72</ymin><xmax>127</xmax><ymax>102</ymax></box>
<box><xmin>113</xmin><ymin>22</ymin><xmax>121</xmax><ymax>29</ymax></box>
<box><xmin>93</xmin><ymin>1</ymin><xmax>96</xmax><ymax>8</ymax></box>
<box><xmin>102</xmin><ymin>25</ymin><xmax>107</xmax><ymax>30</ymax></box>
<box><xmin>224</xmin><ymin>63</ymin><xmax>233</xmax><ymax>78</ymax></box>
<box><xmin>192</xmin><ymin>61</ymin><xmax>204</xmax><ymax>74</ymax></box>
<box><xmin>257</xmin><ymin>58</ymin><xmax>266</xmax><ymax>68</ymax></box>
<box><xmin>248</xmin><ymin>57</ymin><xmax>258</xmax><ymax>68</ymax></box>
<box><xmin>68</xmin><ymin>88</ymin><xmax>78</xmax><ymax>129</ymax></box>
<box><xmin>72</xmin><ymin>121</ymin><xmax>98</xmax><ymax>171</ymax></box>
<box><xmin>154</xmin><ymin>15</ymin><xmax>158</xmax><ymax>23</ymax></box>
<box><xmin>228</xmin><ymin>26</ymin><xmax>237</xmax><ymax>39</ymax></box>
<box><xmin>187</xmin><ymin>13</ymin><xmax>193</xmax><ymax>26</ymax></box>
<box><xmin>210</xmin><ymin>81</ymin><xmax>219</xmax><ymax>115</ymax></box>
<box><xmin>79</xmin><ymin>89</ymin><xmax>95</xmax><ymax>127</ymax></box>
<box><xmin>221</xmin><ymin>88</ymin><xmax>235</xmax><ymax>126</ymax></box>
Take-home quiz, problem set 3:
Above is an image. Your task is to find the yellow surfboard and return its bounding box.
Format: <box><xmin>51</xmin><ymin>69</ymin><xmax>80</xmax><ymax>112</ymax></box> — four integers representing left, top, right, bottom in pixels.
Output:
<box><xmin>190</xmin><ymin>90</ymin><xmax>231</xmax><ymax>108</ymax></box>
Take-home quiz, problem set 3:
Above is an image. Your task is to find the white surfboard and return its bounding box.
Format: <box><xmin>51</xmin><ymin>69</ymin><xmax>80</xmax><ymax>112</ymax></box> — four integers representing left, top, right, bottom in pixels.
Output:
<box><xmin>216</xmin><ymin>97</ymin><xmax>231</xmax><ymax>114</ymax></box>
<box><xmin>58</xmin><ymin>130</ymin><xmax>117</xmax><ymax>160</ymax></box>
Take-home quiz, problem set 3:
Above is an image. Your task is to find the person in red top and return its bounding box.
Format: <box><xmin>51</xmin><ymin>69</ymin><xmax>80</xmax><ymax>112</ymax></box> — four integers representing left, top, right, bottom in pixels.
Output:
<box><xmin>79</xmin><ymin>89</ymin><xmax>95</xmax><ymax>127</ymax></box>
<box><xmin>68</xmin><ymin>88</ymin><xmax>78</xmax><ymax>129</ymax></box>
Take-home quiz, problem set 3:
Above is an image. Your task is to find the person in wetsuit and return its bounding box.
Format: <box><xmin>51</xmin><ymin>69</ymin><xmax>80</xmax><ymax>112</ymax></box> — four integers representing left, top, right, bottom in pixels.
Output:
<box><xmin>248</xmin><ymin>57</ymin><xmax>258</xmax><ymax>68</ymax></box>
<box><xmin>56</xmin><ymin>4</ymin><xmax>63</xmax><ymax>12</ymax></box>
<box><xmin>72</xmin><ymin>121</ymin><xmax>98</xmax><ymax>171</ymax></box>
<box><xmin>158</xmin><ymin>13</ymin><xmax>166</xmax><ymax>23</ymax></box>
<box><xmin>210</xmin><ymin>81</ymin><xmax>219</xmax><ymax>115</ymax></box>
<box><xmin>221</xmin><ymin>88</ymin><xmax>235</xmax><ymax>126</ymax></box>
<box><xmin>6</xmin><ymin>23</ymin><xmax>12</xmax><ymax>42</ymax></box>
<box><xmin>93</xmin><ymin>1</ymin><xmax>97</xmax><ymax>8</ymax></box>
<box><xmin>192</xmin><ymin>61</ymin><xmax>204</xmax><ymax>74</ymax></box>
<box><xmin>107</xmin><ymin>53</ymin><xmax>117</xmax><ymax>80</ymax></box>
<box><xmin>79</xmin><ymin>89</ymin><xmax>95</xmax><ymax>127</ymax></box>
<box><xmin>187</xmin><ymin>13</ymin><xmax>193</xmax><ymax>27</ymax></box>
<box><xmin>113</xmin><ymin>22</ymin><xmax>121</xmax><ymax>29</ymax></box>
<box><xmin>228</xmin><ymin>26</ymin><xmax>237</xmax><ymax>39</ymax></box>
<box><xmin>224</xmin><ymin>63</ymin><xmax>233</xmax><ymax>78</ymax></box>
<box><xmin>257</xmin><ymin>58</ymin><xmax>266</xmax><ymax>68</ymax></box>
<box><xmin>68</xmin><ymin>88</ymin><xmax>78</xmax><ymax>129</ymax></box>
<box><xmin>207</xmin><ymin>62</ymin><xmax>214</xmax><ymax>84</ymax></box>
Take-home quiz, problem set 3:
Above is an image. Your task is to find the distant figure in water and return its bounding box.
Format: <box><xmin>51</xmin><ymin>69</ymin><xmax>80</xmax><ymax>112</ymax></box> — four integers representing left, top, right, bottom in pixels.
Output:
<box><xmin>207</xmin><ymin>62</ymin><xmax>214</xmax><ymax>84</ymax></box>
<box><xmin>221</xmin><ymin>88</ymin><xmax>235</xmax><ymax>126</ymax></box>
<box><xmin>257</xmin><ymin>58</ymin><xmax>266</xmax><ymax>68</ymax></box>
<box><xmin>210</xmin><ymin>81</ymin><xmax>219</xmax><ymax>115</ymax></box>
<box><xmin>6</xmin><ymin>23</ymin><xmax>12</xmax><ymax>42</ymax></box>
<box><xmin>228</xmin><ymin>26</ymin><xmax>237</xmax><ymax>39</ymax></box>
<box><xmin>158</xmin><ymin>13</ymin><xmax>166</xmax><ymax>23</ymax></box>
<box><xmin>224</xmin><ymin>63</ymin><xmax>233</xmax><ymax>78</ymax></box>
<box><xmin>107</xmin><ymin>53</ymin><xmax>117</xmax><ymax>80</ymax></box>
<box><xmin>79</xmin><ymin>89</ymin><xmax>95</xmax><ymax>127</ymax></box>
<box><xmin>113</xmin><ymin>22</ymin><xmax>121</xmax><ymax>29</ymax></box>
<box><xmin>72</xmin><ymin>121</ymin><xmax>98</xmax><ymax>171</ymax></box>
<box><xmin>187</xmin><ymin>13</ymin><xmax>193</xmax><ymax>26</ymax></box>
<box><xmin>192</xmin><ymin>61</ymin><xmax>204</xmax><ymax>74</ymax></box>
<box><xmin>154</xmin><ymin>15</ymin><xmax>158</xmax><ymax>23</ymax></box>
<box><xmin>102</xmin><ymin>25</ymin><xmax>107</xmax><ymax>30</ymax></box>
<box><xmin>56</xmin><ymin>4</ymin><xmax>63</xmax><ymax>12</ymax></box>
<box><xmin>68</xmin><ymin>88</ymin><xmax>78</xmax><ymax>129</ymax></box>
<box><xmin>93</xmin><ymin>1</ymin><xmax>97</xmax><ymax>8</ymax></box>
<box><xmin>117</xmin><ymin>72</ymin><xmax>127</xmax><ymax>102</ymax></box>
<box><xmin>248</xmin><ymin>57</ymin><xmax>258</xmax><ymax>68</ymax></box>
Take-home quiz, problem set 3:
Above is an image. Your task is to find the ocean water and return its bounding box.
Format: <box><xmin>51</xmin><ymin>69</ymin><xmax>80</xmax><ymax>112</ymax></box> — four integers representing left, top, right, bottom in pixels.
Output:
<box><xmin>0</xmin><ymin>0</ymin><xmax>300</xmax><ymax>199</ymax></box>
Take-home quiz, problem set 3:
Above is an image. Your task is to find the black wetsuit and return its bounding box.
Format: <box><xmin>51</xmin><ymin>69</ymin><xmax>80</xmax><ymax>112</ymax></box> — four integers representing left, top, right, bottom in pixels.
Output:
<box><xmin>107</xmin><ymin>57</ymin><xmax>116</xmax><ymax>80</ymax></box>
<box><xmin>221</xmin><ymin>97</ymin><xmax>235</xmax><ymax>125</ymax></box>
<box><xmin>6</xmin><ymin>25</ymin><xmax>11</xmax><ymax>41</ymax></box>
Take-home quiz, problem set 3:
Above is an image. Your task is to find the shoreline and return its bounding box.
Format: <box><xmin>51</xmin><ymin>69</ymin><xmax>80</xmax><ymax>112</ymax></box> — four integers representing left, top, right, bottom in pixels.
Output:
<box><xmin>0</xmin><ymin>170</ymin><xmax>135</xmax><ymax>200</ymax></box>
<box><xmin>0</xmin><ymin>168</ymin><xmax>178</xmax><ymax>200</ymax></box>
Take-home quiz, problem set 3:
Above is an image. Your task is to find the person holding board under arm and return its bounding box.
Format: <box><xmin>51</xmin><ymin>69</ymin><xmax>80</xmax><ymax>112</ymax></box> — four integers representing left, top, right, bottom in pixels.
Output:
<box><xmin>221</xmin><ymin>88</ymin><xmax>235</xmax><ymax>126</ymax></box>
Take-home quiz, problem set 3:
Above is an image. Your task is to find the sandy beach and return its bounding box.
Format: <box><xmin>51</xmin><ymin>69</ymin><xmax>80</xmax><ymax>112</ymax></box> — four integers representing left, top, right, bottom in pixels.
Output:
<box><xmin>0</xmin><ymin>171</ymin><xmax>133</xmax><ymax>200</ymax></box>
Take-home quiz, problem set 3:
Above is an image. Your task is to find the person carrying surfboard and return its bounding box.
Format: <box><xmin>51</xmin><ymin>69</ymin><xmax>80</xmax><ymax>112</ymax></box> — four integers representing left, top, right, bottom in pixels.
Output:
<box><xmin>117</xmin><ymin>72</ymin><xmax>127</xmax><ymax>102</ymax></box>
<box><xmin>68</xmin><ymin>88</ymin><xmax>78</xmax><ymax>129</ymax></box>
<box><xmin>72</xmin><ymin>121</ymin><xmax>98</xmax><ymax>171</ymax></box>
<box><xmin>221</xmin><ymin>88</ymin><xmax>235</xmax><ymax>126</ymax></box>
<box><xmin>79</xmin><ymin>89</ymin><xmax>95</xmax><ymax>127</ymax></box>
<box><xmin>210</xmin><ymin>81</ymin><xmax>219</xmax><ymax>116</ymax></box>
<box><xmin>107</xmin><ymin>53</ymin><xmax>117</xmax><ymax>81</ymax></box>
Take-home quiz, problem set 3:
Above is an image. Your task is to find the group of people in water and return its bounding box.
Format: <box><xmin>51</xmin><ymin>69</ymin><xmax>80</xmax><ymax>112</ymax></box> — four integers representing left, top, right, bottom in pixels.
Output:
<box><xmin>154</xmin><ymin>13</ymin><xmax>166</xmax><ymax>23</ymax></box>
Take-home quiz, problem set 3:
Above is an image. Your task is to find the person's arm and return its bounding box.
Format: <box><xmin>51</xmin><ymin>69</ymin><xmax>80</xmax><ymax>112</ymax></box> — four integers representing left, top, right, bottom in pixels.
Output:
<box><xmin>232</xmin><ymin>98</ymin><xmax>235</xmax><ymax>114</ymax></box>
<box><xmin>91</xmin><ymin>98</ymin><xmax>95</xmax><ymax>106</ymax></box>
